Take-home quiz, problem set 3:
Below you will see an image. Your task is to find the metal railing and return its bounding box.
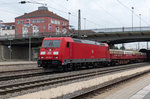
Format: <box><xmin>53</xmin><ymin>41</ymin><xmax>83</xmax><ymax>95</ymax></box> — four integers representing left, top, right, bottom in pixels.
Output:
<box><xmin>92</xmin><ymin>26</ymin><xmax>150</xmax><ymax>33</ymax></box>
<box><xmin>1</xmin><ymin>26</ymin><xmax>150</xmax><ymax>40</ymax></box>
<box><xmin>0</xmin><ymin>32</ymin><xmax>70</xmax><ymax>40</ymax></box>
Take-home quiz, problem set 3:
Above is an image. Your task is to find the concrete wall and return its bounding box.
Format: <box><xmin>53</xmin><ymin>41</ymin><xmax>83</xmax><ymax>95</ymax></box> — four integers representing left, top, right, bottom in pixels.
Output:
<box><xmin>10</xmin><ymin>46</ymin><xmax>29</xmax><ymax>60</ymax></box>
<box><xmin>0</xmin><ymin>44</ymin><xmax>41</xmax><ymax>61</ymax></box>
<box><xmin>0</xmin><ymin>45</ymin><xmax>29</xmax><ymax>61</ymax></box>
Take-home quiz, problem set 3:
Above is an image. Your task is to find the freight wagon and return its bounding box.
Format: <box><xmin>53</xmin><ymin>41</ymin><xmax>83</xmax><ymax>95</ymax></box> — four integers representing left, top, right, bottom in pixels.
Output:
<box><xmin>110</xmin><ymin>49</ymin><xmax>146</xmax><ymax>65</ymax></box>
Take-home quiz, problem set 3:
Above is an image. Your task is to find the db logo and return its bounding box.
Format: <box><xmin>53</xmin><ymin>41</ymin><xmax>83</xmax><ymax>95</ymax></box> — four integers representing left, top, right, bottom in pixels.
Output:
<box><xmin>92</xmin><ymin>50</ymin><xmax>94</xmax><ymax>54</ymax></box>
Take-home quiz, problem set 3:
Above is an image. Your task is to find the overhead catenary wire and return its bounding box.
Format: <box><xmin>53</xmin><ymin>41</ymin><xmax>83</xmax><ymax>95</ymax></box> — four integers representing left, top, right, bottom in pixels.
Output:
<box><xmin>27</xmin><ymin>0</ymin><xmax>102</xmax><ymax>29</ymax></box>
<box><xmin>92</xmin><ymin>1</ymin><xmax>124</xmax><ymax>26</ymax></box>
<box><xmin>45</xmin><ymin>4</ymin><xmax>103</xmax><ymax>29</ymax></box>
<box><xmin>2</xmin><ymin>0</ymin><xmax>145</xmax><ymax>29</ymax></box>
<box><xmin>0</xmin><ymin>0</ymin><xmax>115</xmax><ymax>29</ymax></box>
<box><xmin>116</xmin><ymin>0</ymin><xmax>150</xmax><ymax>26</ymax></box>
<box><xmin>0</xmin><ymin>1</ymin><xmax>29</xmax><ymax>16</ymax></box>
<box><xmin>49</xmin><ymin>0</ymin><xmax>70</xmax><ymax>12</ymax></box>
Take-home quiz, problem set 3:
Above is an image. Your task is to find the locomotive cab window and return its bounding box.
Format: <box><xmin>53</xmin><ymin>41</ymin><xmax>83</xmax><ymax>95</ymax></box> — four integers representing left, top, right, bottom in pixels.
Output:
<box><xmin>42</xmin><ymin>40</ymin><xmax>61</xmax><ymax>48</ymax></box>
<box><xmin>66</xmin><ymin>42</ymin><xmax>70</xmax><ymax>48</ymax></box>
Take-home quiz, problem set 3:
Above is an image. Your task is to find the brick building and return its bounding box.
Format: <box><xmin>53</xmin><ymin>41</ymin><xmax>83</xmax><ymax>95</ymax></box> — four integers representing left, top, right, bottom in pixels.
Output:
<box><xmin>1</xmin><ymin>22</ymin><xmax>15</xmax><ymax>36</ymax></box>
<box><xmin>15</xmin><ymin>6</ymin><xmax>69</xmax><ymax>37</ymax></box>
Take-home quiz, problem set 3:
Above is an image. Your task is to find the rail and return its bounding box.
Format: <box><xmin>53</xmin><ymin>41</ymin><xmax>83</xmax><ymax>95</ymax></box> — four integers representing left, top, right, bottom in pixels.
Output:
<box><xmin>0</xmin><ymin>32</ymin><xmax>70</xmax><ymax>41</ymax></box>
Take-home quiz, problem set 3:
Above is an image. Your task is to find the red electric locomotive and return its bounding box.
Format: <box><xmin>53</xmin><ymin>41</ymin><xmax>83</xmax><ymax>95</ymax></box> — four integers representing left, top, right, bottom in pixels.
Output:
<box><xmin>38</xmin><ymin>37</ymin><xmax>110</xmax><ymax>70</ymax></box>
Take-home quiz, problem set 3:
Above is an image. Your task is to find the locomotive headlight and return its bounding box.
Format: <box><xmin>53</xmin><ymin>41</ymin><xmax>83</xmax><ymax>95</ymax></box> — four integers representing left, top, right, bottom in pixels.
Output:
<box><xmin>40</xmin><ymin>51</ymin><xmax>46</xmax><ymax>55</ymax></box>
<box><xmin>41</xmin><ymin>56</ymin><xmax>44</xmax><ymax>59</ymax></box>
<box><xmin>53</xmin><ymin>51</ymin><xmax>59</xmax><ymax>55</ymax></box>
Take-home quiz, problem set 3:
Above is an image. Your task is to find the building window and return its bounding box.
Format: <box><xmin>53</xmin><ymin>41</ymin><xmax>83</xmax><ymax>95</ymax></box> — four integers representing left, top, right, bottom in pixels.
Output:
<box><xmin>62</xmin><ymin>22</ymin><xmax>67</xmax><ymax>26</ymax></box>
<box><xmin>5</xmin><ymin>27</ymin><xmax>8</xmax><ymax>30</ymax></box>
<box><xmin>55</xmin><ymin>20</ymin><xmax>57</xmax><ymax>24</ymax></box>
<box><xmin>20</xmin><ymin>20</ymin><xmax>24</xmax><ymax>24</ymax></box>
<box><xmin>17</xmin><ymin>20</ymin><xmax>20</xmax><ymax>24</ymax></box>
<box><xmin>12</xmin><ymin>26</ymin><xmax>15</xmax><ymax>29</ymax></box>
<box><xmin>10</xmin><ymin>26</ymin><xmax>12</xmax><ymax>30</ymax></box>
<box><xmin>37</xmin><ymin>19</ymin><xmax>40</xmax><ymax>23</ymax></box>
<box><xmin>56</xmin><ymin>27</ymin><xmax>60</xmax><ymax>35</ymax></box>
<box><xmin>32</xmin><ymin>19</ymin><xmax>43</xmax><ymax>23</ymax></box>
<box><xmin>62</xmin><ymin>22</ymin><xmax>64</xmax><ymax>26</ymax></box>
<box><xmin>17</xmin><ymin>20</ymin><xmax>24</xmax><ymax>24</ymax></box>
<box><xmin>41</xmin><ymin>19</ymin><xmax>45</xmax><ymax>23</ymax></box>
<box><xmin>51</xmin><ymin>19</ymin><xmax>54</xmax><ymax>24</ymax></box>
<box><xmin>50</xmin><ymin>19</ymin><xmax>61</xmax><ymax>25</ymax></box>
<box><xmin>58</xmin><ymin>21</ymin><xmax>60</xmax><ymax>25</ymax></box>
<box><xmin>33</xmin><ymin>25</ymin><xmax>39</xmax><ymax>36</ymax></box>
<box><xmin>22</xmin><ymin>26</ymin><xmax>28</xmax><ymax>37</ymax></box>
<box><xmin>32</xmin><ymin>19</ymin><xmax>36</xmax><ymax>23</ymax></box>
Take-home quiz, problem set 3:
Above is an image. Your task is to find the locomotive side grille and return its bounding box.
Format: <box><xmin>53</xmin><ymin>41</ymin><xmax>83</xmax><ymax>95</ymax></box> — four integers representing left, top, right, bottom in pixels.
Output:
<box><xmin>63</xmin><ymin>58</ymin><xmax>110</xmax><ymax>65</ymax></box>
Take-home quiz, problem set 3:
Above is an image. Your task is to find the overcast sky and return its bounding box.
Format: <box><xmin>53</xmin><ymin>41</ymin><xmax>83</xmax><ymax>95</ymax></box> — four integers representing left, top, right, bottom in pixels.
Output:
<box><xmin>0</xmin><ymin>0</ymin><xmax>150</xmax><ymax>49</ymax></box>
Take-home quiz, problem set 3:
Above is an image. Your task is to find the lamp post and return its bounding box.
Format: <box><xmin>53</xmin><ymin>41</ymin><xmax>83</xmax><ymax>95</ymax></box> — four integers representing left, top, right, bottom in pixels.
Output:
<box><xmin>28</xmin><ymin>25</ymin><xmax>32</xmax><ymax>61</ymax></box>
<box><xmin>147</xmin><ymin>41</ymin><xmax>149</xmax><ymax>50</ymax></box>
<box><xmin>131</xmin><ymin>7</ymin><xmax>134</xmax><ymax>32</ymax></box>
<box><xmin>68</xmin><ymin>12</ymin><xmax>71</xmax><ymax>22</ymax></box>
<box><xmin>24</xmin><ymin>24</ymin><xmax>32</xmax><ymax>61</ymax></box>
<box><xmin>139</xmin><ymin>14</ymin><xmax>141</xmax><ymax>32</ymax></box>
<box><xmin>19</xmin><ymin>1</ymin><xmax>46</xmax><ymax>61</ymax></box>
<box><xmin>68</xmin><ymin>12</ymin><xmax>71</xmax><ymax>30</ymax></box>
<box><xmin>29</xmin><ymin>32</ymin><xmax>31</xmax><ymax>61</ymax></box>
<box><xmin>8</xmin><ymin>39</ymin><xmax>13</xmax><ymax>61</ymax></box>
<box><xmin>84</xmin><ymin>18</ymin><xmax>86</xmax><ymax>30</ymax></box>
<box><xmin>138</xmin><ymin>14</ymin><xmax>141</xmax><ymax>50</ymax></box>
<box><xmin>78</xmin><ymin>9</ymin><xmax>81</xmax><ymax>38</ymax></box>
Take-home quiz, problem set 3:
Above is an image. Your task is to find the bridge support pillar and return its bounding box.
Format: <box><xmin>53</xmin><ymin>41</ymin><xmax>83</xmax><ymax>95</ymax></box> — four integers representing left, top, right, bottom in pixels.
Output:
<box><xmin>0</xmin><ymin>45</ymin><xmax>5</xmax><ymax>61</ymax></box>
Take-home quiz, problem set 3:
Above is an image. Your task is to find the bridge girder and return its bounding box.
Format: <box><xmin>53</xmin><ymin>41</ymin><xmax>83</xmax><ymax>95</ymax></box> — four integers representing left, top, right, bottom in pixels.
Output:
<box><xmin>85</xmin><ymin>31</ymin><xmax>150</xmax><ymax>44</ymax></box>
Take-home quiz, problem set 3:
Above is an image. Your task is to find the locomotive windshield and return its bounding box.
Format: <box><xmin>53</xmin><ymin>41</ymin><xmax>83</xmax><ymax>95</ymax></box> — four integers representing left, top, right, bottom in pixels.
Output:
<box><xmin>42</xmin><ymin>40</ymin><xmax>61</xmax><ymax>48</ymax></box>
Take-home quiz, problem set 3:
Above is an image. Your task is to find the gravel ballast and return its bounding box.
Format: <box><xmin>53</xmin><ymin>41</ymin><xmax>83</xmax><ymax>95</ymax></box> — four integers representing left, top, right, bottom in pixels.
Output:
<box><xmin>10</xmin><ymin>64</ymin><xmax>150</xmax><ymax>99</ymax></box>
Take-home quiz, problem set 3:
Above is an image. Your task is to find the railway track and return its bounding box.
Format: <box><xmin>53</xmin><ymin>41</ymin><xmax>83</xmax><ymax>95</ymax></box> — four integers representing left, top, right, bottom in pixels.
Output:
<box><xmin>0</xmin><ymin>68</ymin><xmax>42</xmax><ymax>74</ymax></box>
<box><xmin>0</xmin><ymin>68</ymin><xmax>52</xmax><ymax>81</ymax></box>
<box><xmin>0</xmin><ymin>63</ymin><xmax>149</xmax><ymax>98</ymax></box>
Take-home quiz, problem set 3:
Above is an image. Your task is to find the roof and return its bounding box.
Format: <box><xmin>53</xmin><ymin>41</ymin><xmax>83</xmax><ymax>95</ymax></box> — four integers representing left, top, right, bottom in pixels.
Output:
<box><xmin>16</xmin><ymin>9</ymin><xmax>68</xmax><ymax>21</ymax></box>
<box><xmin>2</xmin><ymin>22</ymin><xmax>15</xmax><ymax>26</ymax></box>
<box><xmin>73</xmin><ymin>38</ymin><xmax>105</xmax><ymax>46</ymax></box>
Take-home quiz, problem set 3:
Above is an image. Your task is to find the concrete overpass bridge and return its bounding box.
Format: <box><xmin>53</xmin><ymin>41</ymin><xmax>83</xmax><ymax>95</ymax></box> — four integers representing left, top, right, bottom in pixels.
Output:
<box><xmin>83</xmin><ymin>26</ymin><xmax>150</xmax><ymax>44</ymax></box>
<box><xmin>0</xmin><ymin>26</ymin><xmax>150</xmax><ymax>61</ymax></box>
<box><xmin>1</xmin><ymin>26</ymin><xmax>150</xmax><ymax>45</ymax></box>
